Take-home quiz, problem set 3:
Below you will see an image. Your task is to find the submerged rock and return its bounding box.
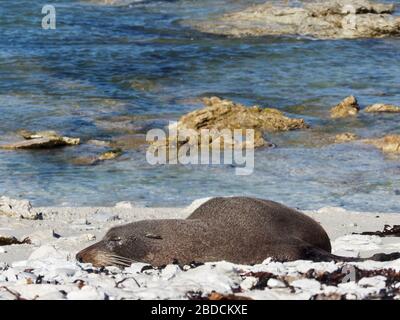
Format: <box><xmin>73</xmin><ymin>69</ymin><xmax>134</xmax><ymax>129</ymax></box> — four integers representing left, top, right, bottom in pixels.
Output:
<box><xmin>0</xmin><ymin>197</ymin><xmax>41</xmax><ymax>220</ymax></box>
<box><xmin>110</xmin><ymin>134</ymin><xmax>147</xmax><ymax>150</ymax></box>
<box><xmin>364</xmin><ymin>103</ymin><xmax>400</xmax><ymax>113</ymax></box>
<box><xmin>71</xmin><ymin>149</ymin><xmax>123</xmax><ymax>166</ymax></box>
<box><xmin>363</xmin><ymin>135</ymin><xmax>400</xmax><ymax>153</ymax></box>
<box><xmin>330</xmin><ymin>96</ymin><xmax>360</xmax><ymax>118</ymax></box>
<box><xmin>1</xmin><ymin>130</ymin><xmax>80</xmax><ymax>150</ymax></box>
<box><xmin>189</xmin><ymin>0</ymin><xmax>400</xmax><ymax>40</ymax></box>
<box><xmin>335</xmin><ymin>132</ymin><xmax>359</xmax><ymax>143</ymax></box>
<box><xmin>98</xmin><ymin>149</ymin><xmax>123</xmax><ymax>161</ymax></box>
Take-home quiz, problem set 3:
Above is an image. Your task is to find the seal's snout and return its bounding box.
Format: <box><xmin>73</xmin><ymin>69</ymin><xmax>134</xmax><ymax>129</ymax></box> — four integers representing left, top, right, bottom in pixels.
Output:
<box><xmin>76</xmin><ymin>241</ymin><xmax>135</xmax><ymax>268</ymax></box>
<box><xmin>76</xmin><ymin>242</ymin><xmax>107</xmax><ymax>267</ymax></box>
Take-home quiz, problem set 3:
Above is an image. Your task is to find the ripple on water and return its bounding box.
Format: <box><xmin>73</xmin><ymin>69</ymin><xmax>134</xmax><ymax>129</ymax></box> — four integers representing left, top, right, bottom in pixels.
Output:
<box><xmin>0</xmin><ymin>0</ymin><xmax>399</xmax><ymax>211</ymax></box>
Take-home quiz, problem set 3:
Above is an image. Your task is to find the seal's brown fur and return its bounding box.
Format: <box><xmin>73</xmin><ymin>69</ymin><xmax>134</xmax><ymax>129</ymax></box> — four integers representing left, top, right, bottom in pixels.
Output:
<box><xmin>76</xmin><ymin>197</ymin><xmax>399</xmax><ymax>267</ymax></box>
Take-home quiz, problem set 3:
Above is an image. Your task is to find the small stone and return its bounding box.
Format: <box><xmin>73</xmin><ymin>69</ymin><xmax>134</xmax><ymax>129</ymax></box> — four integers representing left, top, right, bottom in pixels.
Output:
<box><xmin>267</xmin><ymin>278</ymin><xmax>286</xmax><ymax>288</ymax></box>
<box><xmin>240</xmin><ymin>276</ymin><xmax>258</xmax><ymax>290</ymax></box>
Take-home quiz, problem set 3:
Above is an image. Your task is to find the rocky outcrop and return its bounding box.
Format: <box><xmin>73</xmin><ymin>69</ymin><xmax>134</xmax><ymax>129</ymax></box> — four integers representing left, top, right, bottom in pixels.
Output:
<box><xmin>155</xmin><ymin>97</ymin><xmax>308</xmax><ymax>150</ymax></box>
<box><xmin>189</xmin><ymin>0</ymin><xmax>400</xmax><ymax>40</ymax></box>
<box><xmin>0</xmin><ymin>197</ymin><xmax>41</xmax><ymax>220</ymax></box>
<box><xmin>363</xmin><ymin>135</ymin><xmax>400</xmax><ymax>153</ymax></box>
<box><xmin>335</xmin><ymin>132</ymin><xmax>359</xmax><ymax>143</ymax></box>
<box><xmin>364</xmin><ymin>103</ymin><xmax>400</xmax><ymax>113</ymax></box>
<box><xmin>1</xmin><ymin>131</ymin><xmax>80</xmax><ymax>150</ymax></box>
<box><xmin>330</xmin><ymin>96</ymin><xmax>360</xmax><ymax>118</ymax></box>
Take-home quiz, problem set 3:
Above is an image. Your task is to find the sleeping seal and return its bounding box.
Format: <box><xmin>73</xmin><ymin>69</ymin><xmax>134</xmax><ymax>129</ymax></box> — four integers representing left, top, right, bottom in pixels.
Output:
<box><xmin>76</xmin><ymin>196</ymin><xmax>400</xmax><ymax>267</ymax></box>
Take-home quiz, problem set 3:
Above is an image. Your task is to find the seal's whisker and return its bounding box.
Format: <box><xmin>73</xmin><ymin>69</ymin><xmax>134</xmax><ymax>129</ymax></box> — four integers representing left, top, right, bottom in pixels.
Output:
<box><xmin>109</xmin><ymin>259</ymin><xmax>132</xmax><ymax>267</ymax></box>
<box><xmin>109</xmin><ymin>254</ymin><xmax>135</xmax><ymax>263</ymax></box>
<box><xmin>106</xmin><ymin>254</ymin><xmax>136</xmax><ymax>267</ymax></box>
<box><xmin>109</xmin><ymin>254</ymin><xmax>132</xmax><ymax>260</ymax></box>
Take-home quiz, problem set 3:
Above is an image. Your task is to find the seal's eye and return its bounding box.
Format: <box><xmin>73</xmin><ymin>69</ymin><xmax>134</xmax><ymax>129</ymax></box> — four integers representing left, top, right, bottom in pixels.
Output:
<box><xmin>109</xmin><ymin>236</ymin><xmax>122</xmax><ymax>241</ymax></box>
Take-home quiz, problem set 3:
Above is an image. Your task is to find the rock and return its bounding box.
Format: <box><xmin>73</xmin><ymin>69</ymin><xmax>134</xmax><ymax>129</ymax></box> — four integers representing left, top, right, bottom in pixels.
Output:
<box><xmin>267</xmin><ymin>278</ymin><xmax>286</xmax><ymax>288</ymax></box>
<box><xmin>110</xmin><ymin>134</ymin><xmax>147</xmax><ymax>150</ymax></box>
<box><xmin>330</xmin><ymin>96</ymin><xmax>360</xmax><ymax>118</ymax></box>
<box><xmin>189</xmin><ymin>0</ymin><xmax>400</xmax><ymax>40</ymax></box>
<box><xmin>364</xmin><ymin>103</ymin><xmax>400</xmax><ymax>113</ymax></box>
<box><xmin>98</xmin><ymin>149</ymin><xmax>123</xmax><ymax>161</ymax></box>
<box><xmin>363</xmin><ymin>135</ymin><xmax>400</xmax><ymax>153</ymax></box>
<box><xmin>335</xmin><ymin>132</ymin><xmax>359</xmax><ymax>143</ymax></box>
<box><xmin>70</xmin><ymin>156</ymin><xmax>99</xmax><ymax>166</ymax></box>
<box><xmin>154</xmin><ymin>97</ymin><xmax>307</xmax><ymax>151</ymax></box>
<box><xmin>86</xmin><ymin>139</ymin><xmax>111</xmax><ymax>147</ymax></box>
<box><xmin>0</xmin><ymin>196</ymin><xmax>41</xmax><ymax>220</ymax></box>
<box><xmin>71</xmin><ymin>149</ymin><xmax>123</xmax><ymax>166</ymax></box>
<box><xmin>1</xmin><ymin>130</ymin><xmax>80</xmax><ymax>150</ymax></box>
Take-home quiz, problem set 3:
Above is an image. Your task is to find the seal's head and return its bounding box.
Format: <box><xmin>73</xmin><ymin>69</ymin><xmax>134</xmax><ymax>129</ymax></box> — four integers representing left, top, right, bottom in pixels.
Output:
<box><xmin>76</xmin><ymin>227</ymin><xmax>136</xmax><ymax>267</ymax></box>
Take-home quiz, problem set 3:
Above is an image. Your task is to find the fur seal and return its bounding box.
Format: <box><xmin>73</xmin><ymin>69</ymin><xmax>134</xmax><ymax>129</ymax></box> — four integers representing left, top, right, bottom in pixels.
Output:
<box><xmin>76</xmin><ymin>197</ymin><xmax>400</xmax><ymax>267</ymax></box>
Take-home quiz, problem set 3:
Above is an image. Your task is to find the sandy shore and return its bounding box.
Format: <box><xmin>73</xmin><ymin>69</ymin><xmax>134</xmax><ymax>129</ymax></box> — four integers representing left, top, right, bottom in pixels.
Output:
<box><xmin>1</xmin><ymin>199</ymin><xmax>400</xmax><ymax>300</ymax></box>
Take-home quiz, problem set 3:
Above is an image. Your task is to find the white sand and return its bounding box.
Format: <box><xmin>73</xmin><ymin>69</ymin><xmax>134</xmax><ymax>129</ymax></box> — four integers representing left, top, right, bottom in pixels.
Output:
<box><xmin>0</xmin><ymin>199</ymin><xmax>400</xmax><ymax>300</ymax></box>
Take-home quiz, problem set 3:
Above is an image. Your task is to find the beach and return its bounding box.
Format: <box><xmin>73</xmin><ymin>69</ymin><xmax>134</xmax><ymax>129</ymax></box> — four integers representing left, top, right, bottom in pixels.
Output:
<box><xmin>1</xmin><ymin>199</ymin><xmax>399</xmax><ymax>300</ymax></box>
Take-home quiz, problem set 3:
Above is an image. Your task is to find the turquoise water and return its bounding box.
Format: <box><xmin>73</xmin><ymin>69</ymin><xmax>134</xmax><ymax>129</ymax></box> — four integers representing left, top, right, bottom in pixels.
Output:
<box><xmin>1</xmin><ymin>0</ymin><xmax>400</xmax><ymax>211</ymax></box>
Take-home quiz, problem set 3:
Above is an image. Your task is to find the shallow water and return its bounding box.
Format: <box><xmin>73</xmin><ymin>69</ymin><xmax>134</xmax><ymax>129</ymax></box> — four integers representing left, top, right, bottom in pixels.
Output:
<box><xmin>1</xmin><ymin>0</ymin><xmax>400</xmax><ymax>211</ymax></box>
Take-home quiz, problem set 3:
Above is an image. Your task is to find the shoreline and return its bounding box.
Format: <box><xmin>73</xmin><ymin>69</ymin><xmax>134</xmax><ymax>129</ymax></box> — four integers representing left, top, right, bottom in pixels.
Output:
<box><xmin>1</xmin><ymin>199</ymin><xmax>399</xmax><ymax>299</ymax></box>
<box><xmin>1</xmin><ymin>201</ymin><xmax>399</xmax><ymax>263</ymax></box>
